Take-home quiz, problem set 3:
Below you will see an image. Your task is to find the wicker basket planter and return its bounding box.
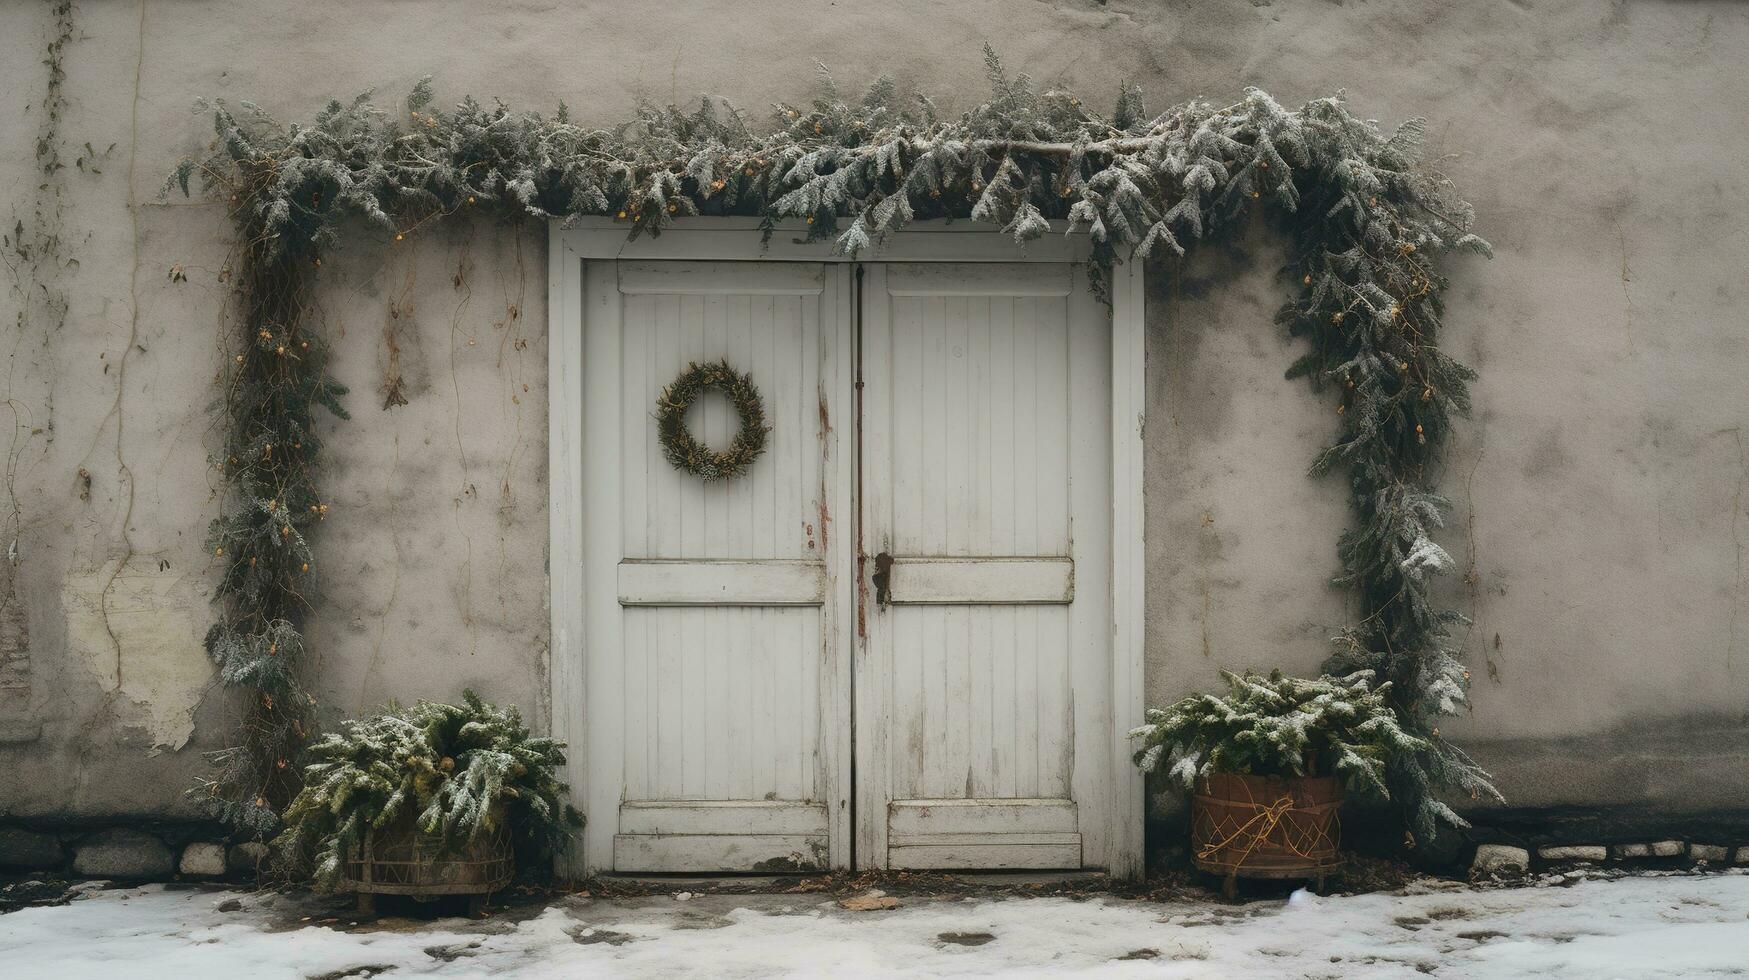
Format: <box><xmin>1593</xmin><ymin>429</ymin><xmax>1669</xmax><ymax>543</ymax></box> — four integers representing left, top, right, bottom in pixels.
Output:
<box><xmin>343</xmin><ymin>809</ymin><xmax>513</xmax><ymax>914</ymax></box>
<box><xmin>1191</xmin><ymin>772</ymin><xmax>1343</xmax><ymax>897</ymax></box>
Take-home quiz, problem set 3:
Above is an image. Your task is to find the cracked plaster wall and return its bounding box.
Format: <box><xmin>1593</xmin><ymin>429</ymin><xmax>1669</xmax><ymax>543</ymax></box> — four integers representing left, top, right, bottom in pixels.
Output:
<box><xmin>0</xmin><ymin>0</ymin><xmax>1744</xmax><ymax>823</ymax></box>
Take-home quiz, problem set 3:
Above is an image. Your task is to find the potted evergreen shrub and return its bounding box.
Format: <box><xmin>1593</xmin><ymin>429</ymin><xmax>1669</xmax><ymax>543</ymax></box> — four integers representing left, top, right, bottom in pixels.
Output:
<box><xmin>275</xmin><ymin>691</ymin><xmax>582</xmax><ymax>913</ymax></box>
<box><xmin>1130</xmin><ymin>669</ymin><xmax>1426</xmax><ymax>897</ymax></box>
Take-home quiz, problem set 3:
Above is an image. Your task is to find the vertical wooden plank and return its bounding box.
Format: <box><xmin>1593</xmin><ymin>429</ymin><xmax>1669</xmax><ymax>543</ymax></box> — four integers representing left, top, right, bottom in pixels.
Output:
<box><xmin>702</xmin><ymin>282</ymin><xmax>728</xmax><ymax>804</ymax></box>
<box><xmin>1035</xmin><ymin>294</ymin><xmax>1074</xmax><ymax>801</ymax></box>
<box><xmin>1109</xmin><ymin>259</ymin><xmax>1147</xmax><ymax>880</ymax></box>
<box><xmin>580</xmin><ymin>258</ymin><xmax>625</xmax><ymax>872</ymax></box>
<box><xmin>855</xmin><ymin>264</ymin><xmax>893</xmax><ymax>867</ymax></box>
<box><xmin>547</xmin><ymin>230</ymin><xmax>589</xmax><ymax>877</ymax></box>
<box><xmin>823</xmin><ymin>264</ymin><xmax>855</xmax><ymax>868</ymax></box>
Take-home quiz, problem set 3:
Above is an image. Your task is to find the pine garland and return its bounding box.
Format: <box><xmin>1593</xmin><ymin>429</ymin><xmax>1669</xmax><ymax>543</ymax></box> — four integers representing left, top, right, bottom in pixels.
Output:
<box><xmin>656</xmin><ymin>359</ymin><xmax>771</xmax><ymax>481</ymax></box>
<box><xmin>173</xmin><ymin>48</ymin><xmax>1495</xmax><ymax>845</ymax></box>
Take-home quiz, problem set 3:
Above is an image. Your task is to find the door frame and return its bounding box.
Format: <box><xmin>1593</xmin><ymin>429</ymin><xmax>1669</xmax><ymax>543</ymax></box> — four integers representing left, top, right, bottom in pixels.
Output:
<box><xmin>548</xmin><ymin>218</ymin><xmax>1146</xmax><ymax>878</ymax></box>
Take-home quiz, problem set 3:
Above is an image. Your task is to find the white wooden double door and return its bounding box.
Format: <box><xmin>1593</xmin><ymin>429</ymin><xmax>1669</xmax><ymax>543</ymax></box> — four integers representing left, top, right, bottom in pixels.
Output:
<box><xmin>580</xmin><ymin>259</ymin><xmax>1114</xmax><ymax>873</ymax></box>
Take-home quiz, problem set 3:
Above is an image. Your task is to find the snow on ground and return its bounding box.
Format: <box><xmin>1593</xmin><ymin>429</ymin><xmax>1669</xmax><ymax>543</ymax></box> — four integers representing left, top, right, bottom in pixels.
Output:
<box><xmin>3</xmin><ymin>871</ymin><xmax>1748</xmax><ymax>979</ymax></box>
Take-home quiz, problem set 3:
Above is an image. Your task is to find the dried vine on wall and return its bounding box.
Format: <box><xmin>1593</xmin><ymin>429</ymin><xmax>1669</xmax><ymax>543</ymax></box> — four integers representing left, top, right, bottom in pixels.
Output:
<box><xmin>3</xmin><ymin>0</ymin><xmax>85</xmax><ymax>699</ymax></box>
<box><xmin>174</xmin><ymin>50</ymin><xmax>1494</xmax><ymax>843</ymax></box>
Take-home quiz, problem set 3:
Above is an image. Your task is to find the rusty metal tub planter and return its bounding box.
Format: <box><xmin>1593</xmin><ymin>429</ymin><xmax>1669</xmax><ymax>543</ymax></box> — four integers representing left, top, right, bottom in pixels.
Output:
<box><xmin>343</xmin><ymin>809</ymin><xmax>514</xmax><ymax>915</ymax></box>
<box><xmin>1190</xmin><ymin>772</ymin><xmax>1344</xmax><ymax>898</ymax></box>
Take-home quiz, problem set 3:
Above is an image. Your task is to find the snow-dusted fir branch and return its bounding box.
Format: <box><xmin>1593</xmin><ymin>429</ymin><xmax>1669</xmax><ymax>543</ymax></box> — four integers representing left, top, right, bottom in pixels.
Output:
<box><xmin>174</xmin><ymin>47</ymin><xmax>1494</xmax><ymax>846</ymax></box>
<box><xmin>275</xmin><ymin>692</ymin><xmax>581</xmax><ymax>890</ymax></box>
<box><xmin>1131</xmin><ymin>670</ymin><xmax>1430</xmax><ymax>802</ymax></box>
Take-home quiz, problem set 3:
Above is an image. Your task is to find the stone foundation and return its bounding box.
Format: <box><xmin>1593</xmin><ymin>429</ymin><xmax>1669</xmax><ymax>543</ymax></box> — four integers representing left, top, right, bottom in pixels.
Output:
<box><xmin>0</xmin><ymin>820</ymin><xmax>262</xmax><ymax>881</ymax></box>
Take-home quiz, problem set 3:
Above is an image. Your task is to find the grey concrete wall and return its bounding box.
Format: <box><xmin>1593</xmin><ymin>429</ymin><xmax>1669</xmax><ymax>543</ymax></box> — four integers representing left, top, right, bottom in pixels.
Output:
<box><xmin>1</xmin><ymin>0</ymin><xmax>1744</xmax><ymax>823</ymax></box>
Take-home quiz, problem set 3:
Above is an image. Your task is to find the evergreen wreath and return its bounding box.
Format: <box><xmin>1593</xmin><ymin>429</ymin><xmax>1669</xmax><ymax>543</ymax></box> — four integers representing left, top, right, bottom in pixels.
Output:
<box><xmin>171</xmin><ymin>47</ymin><xmax>1496</xmax><ymax>847</ymax></box>
<box><xmin>656</xmin><ymin>359</ymin><xmax>771</xmax><ymax>481</ymax></box>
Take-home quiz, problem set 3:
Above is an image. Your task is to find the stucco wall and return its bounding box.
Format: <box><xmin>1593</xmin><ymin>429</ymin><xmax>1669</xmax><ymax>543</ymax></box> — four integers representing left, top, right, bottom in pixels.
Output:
<box><xmin>1</xmin><ymin>0</ymin><xmax>1744</xmax><ymax>825</ymax></box>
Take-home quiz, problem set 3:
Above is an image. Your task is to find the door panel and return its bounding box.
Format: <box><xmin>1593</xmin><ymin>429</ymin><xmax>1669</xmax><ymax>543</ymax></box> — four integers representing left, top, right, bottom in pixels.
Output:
<box><xmin>581</xmin><ymin>260</ymin><xmax>854</xmax><ymax>873</ymax></box>
<box><xmin>579</xmin><ymin>256</ymin><xmax>1109</xmax><ymax>874</ymax></box>
<box><xmin>856</xmin><ymin>262</ymin><xmax>1112</xmax><ymax>870</ymax></box>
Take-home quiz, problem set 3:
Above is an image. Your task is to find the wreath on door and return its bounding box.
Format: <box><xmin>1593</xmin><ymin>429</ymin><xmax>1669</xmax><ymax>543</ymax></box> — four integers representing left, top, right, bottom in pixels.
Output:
<box><xmin>656</xmin><ymin>359</ymin><xmax>771</xmax><ymax>481</ymax></box>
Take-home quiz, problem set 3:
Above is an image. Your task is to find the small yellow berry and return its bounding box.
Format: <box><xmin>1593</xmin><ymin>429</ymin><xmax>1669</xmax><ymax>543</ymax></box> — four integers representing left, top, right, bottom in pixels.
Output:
<box><xmin>395</xmin><ymin>233</ymin><xmax>404</xmax><ymax>241</ymax></box>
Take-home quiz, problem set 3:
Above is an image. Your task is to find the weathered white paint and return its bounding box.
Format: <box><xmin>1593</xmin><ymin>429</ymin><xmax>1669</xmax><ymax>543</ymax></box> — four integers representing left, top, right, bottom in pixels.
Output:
<box><xmin>886</xmin><ymin>841</ymin><xmax>1082</xmax><ymax>870</ymax></box>
<box><xmin>1108</xmin><ymin>259</ymin><xmax>1148</xmax><ymax>880</ymax></box>
<box><xmin>573</xmin><ymin>259</ymin><xmax>854</xmax><ymax>874</ymax></box>
<box><xmin>617</xmin><ymin>261</ymin><xmax>826</xmax><ymax>296</ymax></box>
<box><xmin>560</xmin><ymin>218</ymin><xmax>1093</xmax><ymax>264</ymax></box>
<box><xmin>611</xmin><ymin>833</ymin><xmax>828</xmax><ymax>873</ymax></box>
<box><xmin>617</xmin><ymin>559</ymin><xmax>827</xmax><ymax>606</ymax></box>
<box><xmin>858</xmin><ymin>261</ymin><xmax>1113</xmax><ymax>871</ymax></box>
<box><xmin>888</xmin><ymin>797</ymin><xmax>1078</xmax><ymax>835</ymax></box>
<box><xmin>618</xmin><ymin>799</ymin><xmax>829</xmax><ymax>835</ymax></box>
<box><xmin>884</xmin><ymin>557</ymin><xmax>1074</xmax><ymax>605</ymax></box>
<box><xmin>614</xmin><ymin>799</ymin><xmax>830</xmax><ymax>870</ymax></box>
<box><xmin>548</xmin><ymin>226</ymin><xmax>589</xmax><ymax>879</ymax></box>
<box><xmin>553</xmin><ymin>224</ymin><xmax>1143</xmax><ymax>877</ymax></box>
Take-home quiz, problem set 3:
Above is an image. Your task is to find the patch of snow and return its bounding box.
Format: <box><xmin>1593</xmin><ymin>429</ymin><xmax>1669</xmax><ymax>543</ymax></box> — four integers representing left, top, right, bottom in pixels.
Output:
<box><xmin>1</xmin><ymin>873</ymin><xmax>1747</xmax><ymax>979</ymax></box>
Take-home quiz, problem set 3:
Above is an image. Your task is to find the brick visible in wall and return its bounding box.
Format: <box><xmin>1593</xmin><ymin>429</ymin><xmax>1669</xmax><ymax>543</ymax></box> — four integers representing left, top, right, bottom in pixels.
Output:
<box><xmin>0</xmin><ymin>563</ymin><xmax>28</xmax><ymax>695</ymax></box>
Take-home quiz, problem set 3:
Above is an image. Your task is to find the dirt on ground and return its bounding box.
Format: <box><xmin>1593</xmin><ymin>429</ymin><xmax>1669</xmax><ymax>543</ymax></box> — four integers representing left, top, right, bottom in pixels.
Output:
<box><xmin>1</xmin><ymin>850</ymin><xmax>1429</xmax><ymax>919</ymax></box>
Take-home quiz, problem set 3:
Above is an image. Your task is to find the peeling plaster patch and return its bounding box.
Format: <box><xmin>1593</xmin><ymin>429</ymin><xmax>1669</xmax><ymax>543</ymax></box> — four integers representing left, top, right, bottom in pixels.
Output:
<box><xmin>62</xmin><ymin>559</ymin><xmax>210</xmax><ymax>752</ymax></box>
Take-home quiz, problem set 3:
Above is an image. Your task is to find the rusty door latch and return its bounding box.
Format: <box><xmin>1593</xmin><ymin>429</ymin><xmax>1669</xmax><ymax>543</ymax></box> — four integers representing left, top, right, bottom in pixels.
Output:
<box><xmin>871</xmin><ymin>551</ymin><xmax>894</xmax><ymax>609</ymax></box>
